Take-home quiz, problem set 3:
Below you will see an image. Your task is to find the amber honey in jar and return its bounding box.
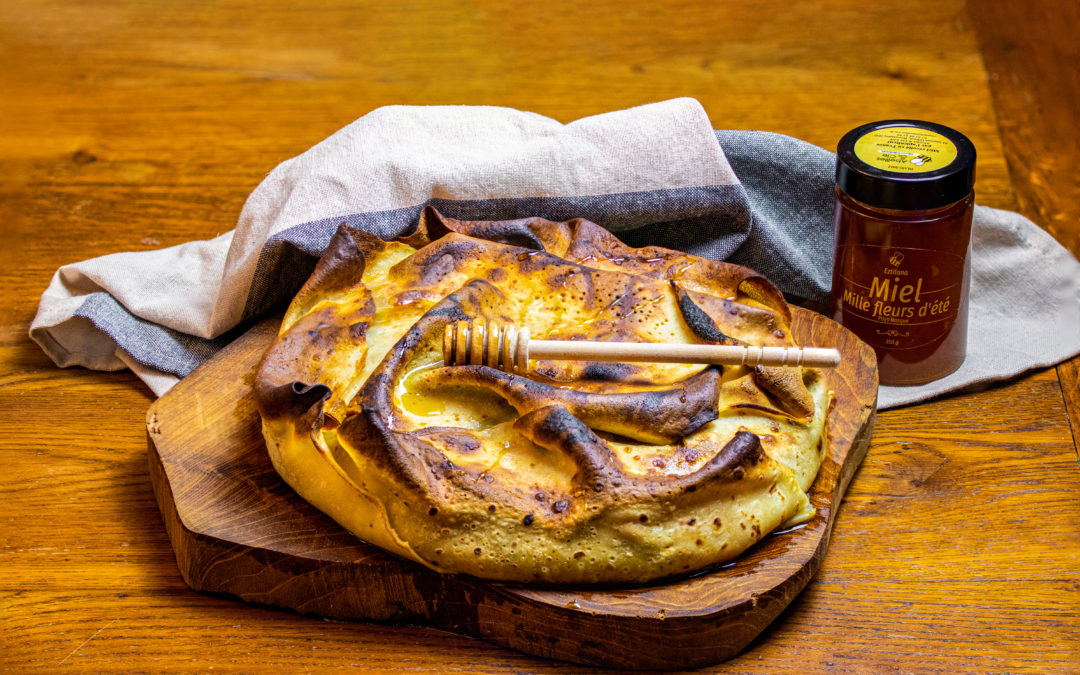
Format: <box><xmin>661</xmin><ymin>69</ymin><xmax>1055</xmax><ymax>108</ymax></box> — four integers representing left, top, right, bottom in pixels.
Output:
<box><xmin>830</xmin><ymin>120</ymin><xmax>976</xmax><ymax>386</ymax></box>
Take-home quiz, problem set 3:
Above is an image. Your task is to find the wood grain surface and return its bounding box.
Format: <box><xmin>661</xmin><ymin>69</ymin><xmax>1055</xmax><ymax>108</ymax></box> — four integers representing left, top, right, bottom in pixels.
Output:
<box><xmin>145</xmin><ymin>309</ymin><xmax>876</xmax><ymax>670</ymax></box>
<box><xmin>2</xmin><ymin>0</ymin><xmax>1078</xmax><ymax>672</ymax></box>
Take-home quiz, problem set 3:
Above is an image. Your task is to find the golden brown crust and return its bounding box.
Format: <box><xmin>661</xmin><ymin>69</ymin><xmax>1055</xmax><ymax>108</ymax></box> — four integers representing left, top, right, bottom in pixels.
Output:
<box><xmin>420</xmin><ymin>365</ymin><xmax>720</xmax><ymax>444</ymax></box>
<box><xmin>255</xmin><ymin>226</ymin><xmax>384</xmax><ymax>422</ymax></box>
<box><xmin>254</xmin><ymin>208</ymin><xmax>830</xmax><ymax>584</ymax></box>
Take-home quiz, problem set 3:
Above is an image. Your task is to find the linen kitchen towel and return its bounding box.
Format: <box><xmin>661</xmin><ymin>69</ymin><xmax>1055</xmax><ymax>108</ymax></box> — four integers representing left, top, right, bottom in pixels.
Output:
<box><xmin>30</xmin><ymin>99</ymin><xmax>1080</xmax><ymax>409</ymax></box>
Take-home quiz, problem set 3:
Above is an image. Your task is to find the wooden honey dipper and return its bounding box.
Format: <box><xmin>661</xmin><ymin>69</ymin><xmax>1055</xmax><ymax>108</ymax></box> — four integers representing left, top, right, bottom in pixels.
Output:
<box><xmin>442</xmin><ymin>320</ymin><xmax>841</xmax><ymax>373</ymax></box>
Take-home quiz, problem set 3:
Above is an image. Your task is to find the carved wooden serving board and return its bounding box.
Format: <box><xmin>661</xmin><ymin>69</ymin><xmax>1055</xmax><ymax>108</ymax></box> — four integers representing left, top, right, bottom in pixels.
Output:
<box><xmin>147</xmin><ymin>307</ymin><xmax>877</xmax><ymax>670</ymax></box>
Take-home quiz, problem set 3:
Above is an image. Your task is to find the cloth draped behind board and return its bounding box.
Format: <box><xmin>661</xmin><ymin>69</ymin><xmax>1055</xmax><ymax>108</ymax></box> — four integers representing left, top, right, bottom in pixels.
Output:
<box><xmin>29</xmin><ymin>98</ymin><xmax>1080</xmax><ymax>409</ymax></box>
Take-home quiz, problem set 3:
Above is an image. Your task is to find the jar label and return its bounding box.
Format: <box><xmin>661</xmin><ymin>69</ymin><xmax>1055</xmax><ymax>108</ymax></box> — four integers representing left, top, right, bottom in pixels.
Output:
<box><xmin>834</xmin><ymin>244</ymin><xmax>964</xmax><ymax>352</ymax></box>
<box><xmin>853</xmin><ymin>127</ymin><xmax>958</xmax><ymax>173</ymax></box>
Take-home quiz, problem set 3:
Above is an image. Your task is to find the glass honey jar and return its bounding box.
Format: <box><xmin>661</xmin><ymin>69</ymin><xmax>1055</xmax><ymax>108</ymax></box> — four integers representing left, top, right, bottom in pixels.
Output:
<box><xmin>830</xmin><ymin>120</ymin><xmax>976</xmax><ymax>386</ymax></box>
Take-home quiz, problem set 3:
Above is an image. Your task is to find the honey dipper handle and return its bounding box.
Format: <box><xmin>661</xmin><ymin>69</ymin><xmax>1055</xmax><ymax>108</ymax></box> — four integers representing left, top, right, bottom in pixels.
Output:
<box><xmin>441</xmin><ymin>321</ymin><xmax>841</xmax><ymax>371</ymax></box>
<box><xmin>527</xmin><ymin>339</ymin><xmax>841</xmax><ymax>368</ymax></box>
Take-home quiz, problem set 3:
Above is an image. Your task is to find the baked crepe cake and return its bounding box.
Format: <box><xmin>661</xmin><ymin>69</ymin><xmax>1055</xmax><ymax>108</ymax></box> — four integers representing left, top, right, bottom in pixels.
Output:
<box><xmin>255</xmin><ymin>207</ymin><xmax>832</xmax><ymax>584</ymax></box>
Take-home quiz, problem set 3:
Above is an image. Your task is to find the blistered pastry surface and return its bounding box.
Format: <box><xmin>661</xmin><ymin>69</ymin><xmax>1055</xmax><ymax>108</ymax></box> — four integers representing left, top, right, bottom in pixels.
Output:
<box><xmin>254</xmin><ymin>207</ymin><xmax>830</xmax><ymax>583</ymax></box>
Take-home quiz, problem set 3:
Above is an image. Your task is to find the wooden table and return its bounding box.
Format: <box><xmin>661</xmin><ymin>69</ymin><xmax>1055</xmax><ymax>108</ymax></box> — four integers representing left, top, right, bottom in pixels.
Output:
<box><xmin>3</xmin><ymin>1</ymin><xmax>1078</xmax><ymax>671</ymax></box>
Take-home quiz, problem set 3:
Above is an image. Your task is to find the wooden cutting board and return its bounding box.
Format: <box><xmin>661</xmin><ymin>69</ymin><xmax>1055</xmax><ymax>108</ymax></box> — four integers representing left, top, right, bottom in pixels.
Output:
<box><xmin>147</xmin><ymin>307</ymin><xmax>877</xmax><ymax>670</ymax></box>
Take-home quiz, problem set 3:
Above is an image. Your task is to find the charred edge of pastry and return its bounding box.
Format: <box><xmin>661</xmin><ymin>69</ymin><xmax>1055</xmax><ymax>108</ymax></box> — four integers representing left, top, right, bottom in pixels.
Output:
<box><xmin>254</xmin><ymin>222</ymin><xmax>384</xmax><ymax>421</ymax></box>
<box><xmin>665</xmin><ymin>430</ymin><xmax>765</xmax><ymax>496</ymax></box>
<box><xmin>282</xmin><ymin>223</ymin><xmax>386</xmax><ymax>328</ymax></box>
<box><xmin>315</xmin><ymin>225</ymin><xmax>386</xmax><ymax>294</ymax></box>
<box><xmin>455</xmin><ymin>218</ymin><xmax>548</xmax><ymax>251</ymax></box>
<box><xmin>401</xmin><ymin>206</ymin><xmax>550</xmax><ymax>252</ymax></box>
<box><xmin>397</xmin><ymin>205</ymin><xmax>453</xmax><ymax>249</ymax></box>
<box><xmin>674</xmin><ymin>283</ymin><xmax>792</xmax><ymax>342</ymax></box>
<box><xmin>426</xmin><ymin>365</ymin><xmax>720</xmax><ymax>444</ymax></box>
<box><xmin>555</xmin><ymin>218</ymin><xmax>630</xmax><ymax>261</ymax></box>
<box><xmin>753</xmin><ymin>365</ymin><xmax>815</xmax><ymax>419</ymax></box>
<box><xmin>349</xmin><ymin>318</ymin><xmax>371</xmax><ymax>340</ymax></box>
<box><xmin>337</xmin><ymin>402</ymin><xmax>441</xmax><ymax>495</ymax></box>
<box><xmin>254</xmin><ymin>380</ymin><xmax>332</xmax><ymax>423</ymax></box>
<box><xmin>513</xmin><ymin>404</ymin><xmax>625</xmax><ymax>495</ymax></box>
<box><xmin>405</xmin><ymin>235</ymin><xmax>490</xmax><ymax>287</ymax></box>
<box><xmin>737</xmin><ymin>277</ymin><xmax>793</xmax><ymax>330</ymax></box>
<box><xmin>673</xmin><ymin>283</ymin><xmax>813</xmax><ymax>418</ymax></box>
<box><xmin>255</xmin><ymin>300</ymin><xmax>374</xmax><ymax>420</ymax></box>
<box><xmin>579</xmin><ymin>362</ymin><xmax>640</xmax><ymax>382</ymax></box>
<box><xmin>422</xmin><ymin>211</ymin><xmax>685</xmax><ymax>277</ymax></box>
<box><xmin>549</xmin><ymin>217</ymin><xmax>695</xmax><ymax>278</ymax></box>
<box><xmin>339</xmin><ymin>294</ymin><xmax>479</xmax><ymax>492</ymax></box>
<box><xmin>673</xmin><ymin>284</ymin><xmax>739</xmax><ymax>345</ymax></box>
<box><xmin>515</xmin><ymin>407</ymin><xmax>767</xmax><ymax>506</ymax></box>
